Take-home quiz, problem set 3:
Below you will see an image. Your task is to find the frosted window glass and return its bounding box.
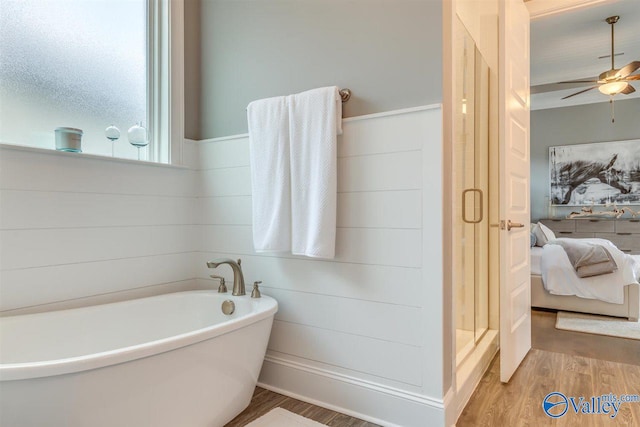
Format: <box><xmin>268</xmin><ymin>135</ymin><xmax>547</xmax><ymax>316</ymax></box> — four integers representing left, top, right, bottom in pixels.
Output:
<box><xmin>0</xmin><ymin>0</ymin><xmax>148</xmax><ymax>160</ymax></box>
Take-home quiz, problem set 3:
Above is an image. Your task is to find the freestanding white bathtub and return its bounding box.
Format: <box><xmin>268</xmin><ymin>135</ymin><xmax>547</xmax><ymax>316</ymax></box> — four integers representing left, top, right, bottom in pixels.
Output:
<box><xmin>0</xmin><ymin>290</ymin><xmax>278</xmax><ymax>427</ymax></box>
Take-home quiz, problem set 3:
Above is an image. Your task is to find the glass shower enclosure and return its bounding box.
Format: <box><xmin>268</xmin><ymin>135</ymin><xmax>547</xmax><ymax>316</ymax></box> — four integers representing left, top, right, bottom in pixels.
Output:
<box><xmin>454</xmin><ymin>23</ymin><xmax>490</xmax><ymax>365</ymax></box>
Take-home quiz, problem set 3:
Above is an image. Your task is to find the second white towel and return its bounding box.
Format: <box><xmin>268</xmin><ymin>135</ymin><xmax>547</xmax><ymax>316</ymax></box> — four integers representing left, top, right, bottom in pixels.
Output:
<box><xmin>289</xmin><ymin>87</ymin><xmax>341</xmax><ymax>259</ymax></box>
<box><xmin>247</xmin><ymin>95</ymin><xmax>291</xmax><ymax>253</ymax></box>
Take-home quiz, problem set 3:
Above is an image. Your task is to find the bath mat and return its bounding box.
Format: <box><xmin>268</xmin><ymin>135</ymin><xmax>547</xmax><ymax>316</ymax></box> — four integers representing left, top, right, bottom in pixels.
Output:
<box><xmin>555</xmin><ymin>311</ymin><xmax>640</xmax><ymax>340</ymax></box>
<box><xmin>245</xmin><ymin>408</ymin><xmax>326</xmax><ymax>427</ymax></box>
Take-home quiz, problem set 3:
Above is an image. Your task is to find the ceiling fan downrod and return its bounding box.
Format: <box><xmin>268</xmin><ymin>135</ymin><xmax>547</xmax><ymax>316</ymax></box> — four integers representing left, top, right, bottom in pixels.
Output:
<box><xmin>605</xmin><ymin>16</ymin><xmax>621</xmax><ymax>124</ymax></box>
<box><xmin>606</xmin><ymin>15</ymin><xmax>620</xmax><ymax>71</ymax></box>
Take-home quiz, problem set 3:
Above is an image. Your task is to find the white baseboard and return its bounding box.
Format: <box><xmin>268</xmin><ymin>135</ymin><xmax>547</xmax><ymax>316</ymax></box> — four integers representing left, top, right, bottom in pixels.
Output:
<box><xmin>258</xmin><ymin>354</ymin><xmax>445</xmax><ymax>427</ymax></box>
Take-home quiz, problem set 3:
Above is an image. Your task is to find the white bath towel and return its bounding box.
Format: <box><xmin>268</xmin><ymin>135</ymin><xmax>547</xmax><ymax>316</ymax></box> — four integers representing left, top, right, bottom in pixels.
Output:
<box><xmin>247</xmin><ymin>95</ymin><xmax>291</xmax><ymax>253</ymax></box>
<box><xmin>288</xmin><ymin>86</ymin><xmax>341</xmax><ymax>258</ymax></box>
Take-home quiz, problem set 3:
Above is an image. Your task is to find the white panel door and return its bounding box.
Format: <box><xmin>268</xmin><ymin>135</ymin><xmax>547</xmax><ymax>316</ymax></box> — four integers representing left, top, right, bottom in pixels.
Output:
<box><xmin>499</xmin><ymin>0</ymin><xmax>531</xmax><ymax>383</ymax></box>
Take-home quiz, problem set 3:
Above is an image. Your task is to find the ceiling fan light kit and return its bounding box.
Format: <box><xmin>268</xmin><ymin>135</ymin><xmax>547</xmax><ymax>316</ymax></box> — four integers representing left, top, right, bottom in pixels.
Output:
<box><xmin>598</xmin><ymin>81</ymin><xmax>628</xmax><ymax>96</ymax></box>
<box><xmin>558</xmin><ymin>15</ymin><xmax>639</xmax><ymax>122</ymax></box>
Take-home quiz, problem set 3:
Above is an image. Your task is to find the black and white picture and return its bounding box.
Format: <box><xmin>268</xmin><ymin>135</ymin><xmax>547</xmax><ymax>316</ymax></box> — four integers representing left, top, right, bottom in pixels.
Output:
<box><xmin>550</xmin><ymin>139</ymin><xmax>640</xmax><ymax>206</ymax></box>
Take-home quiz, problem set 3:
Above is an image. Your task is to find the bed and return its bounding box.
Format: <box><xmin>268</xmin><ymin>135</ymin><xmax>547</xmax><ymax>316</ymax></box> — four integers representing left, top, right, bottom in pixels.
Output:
<box><xmin>531</xmin><ymin>244</ymin><xmax>640</xmax><ymax>321</ymax></box>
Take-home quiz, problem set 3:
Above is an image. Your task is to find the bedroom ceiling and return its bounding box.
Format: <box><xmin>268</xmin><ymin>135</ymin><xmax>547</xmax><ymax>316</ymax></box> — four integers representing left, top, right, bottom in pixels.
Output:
<box><xmin>530</xmin><ymin>0</ymin><xmax>640</xmax><ymax>110</ymax></box>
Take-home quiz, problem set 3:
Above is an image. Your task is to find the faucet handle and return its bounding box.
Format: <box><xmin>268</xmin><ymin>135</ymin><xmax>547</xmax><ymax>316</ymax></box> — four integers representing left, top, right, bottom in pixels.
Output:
<box><xmin>210</xmin><ymin>275</ymin><xmax>227</xmax><ymax>293</ymax></box>
<box><xmin>237</xmin><ymin>258</ymin><xmax>242</xmax><ymax>268</ymax></box>
<box><xmin>251</xmin><ymin>281</ymin><xmax>262</xmax><ymax>298</ymax></box>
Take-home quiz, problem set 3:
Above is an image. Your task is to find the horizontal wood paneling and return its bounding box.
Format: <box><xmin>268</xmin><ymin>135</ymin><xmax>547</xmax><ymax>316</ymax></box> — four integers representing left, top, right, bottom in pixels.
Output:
<box><xmin>199</xmin><ymin>166</ymin><xmax>252</xmax><ymax>197</ymax></box>
<box><xmin>0</xmin><ymin>147</ymin><xmax>197</xmax><ymax>197</ymax></box>
<box><xmin>0</xmin><ymin>253</ymin><xmax>196</xmax><ymax>312</ymax></box>
<box><xmin>195</xmin><ymin>254</ymin><xmax>421</xmax><ymax>307</ymax></box>
<box><xmin>198</xmin><ymin>224</ymin><xmax>253</xmax><ymax>253</ymax></box>
<box><xmin>338</xmin><ymin>151</ymin><xmax>422</xmax><ymax>193</ymax></box>
<box><xmin>199</xmin><ymin>195</ymin><xmax>253</xmax><ymax>225</ymax></box>
<box><xmin>0</xmin><ymin>190</ymin><xmax>196</xmax><ymax>230</ymax></box>
<box><xmin>338</xmin><ymin>109</ymin><xmax>430</xmax><ymax>157</ymax></box>
<box><xmin>200</xmin><ymin>225</ymin><xmax>421</xmax><ymax>268</ymax></box>
<box><xmin>199</xmin><ymin>190</ymin><xmax>422</xmax><ymax>229</ymax></box>
<box><xmin>337</xmin><ymin>190</ymin><xmax>421</xmax><ymax>229</ymax></box>
<box><xmin>336</xmin><ymin>228</ymin><xmax>422</xmax><ymax>267</ymax></box>
<box><xmin>264</xmin><ymin>288</ymin><xmax>422</xmax><ymax>346</ymax></box>
<box><xmin>0</xmin><ymin>146</ymin><xmax>199</xmax><ymax>311</ymax></box>
<box><xmin>197</xmin><ymin>136</ymin><xmax>251</xmax><ymax>170</ymax></box>
<box><xmin>1</xmin><ymin>225</ymin><xmax>197</xmax><ymax>270</ymax></box>
<box><xmin>199</xmin><ymin>152</ymin><xmax>423</xmax><ymax>197</ymax></box>
<box><xmin>268</xmin><ymin>320</ymin><xmax>423</xmax><ymax>386</ymax></box>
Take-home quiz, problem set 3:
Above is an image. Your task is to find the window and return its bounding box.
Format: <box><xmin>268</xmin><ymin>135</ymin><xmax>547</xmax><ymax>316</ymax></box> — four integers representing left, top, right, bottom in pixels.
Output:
<box><xmin>0</xmin><ymin>0</ymin><xmax>183</xmax><ymax>164</ymax></box>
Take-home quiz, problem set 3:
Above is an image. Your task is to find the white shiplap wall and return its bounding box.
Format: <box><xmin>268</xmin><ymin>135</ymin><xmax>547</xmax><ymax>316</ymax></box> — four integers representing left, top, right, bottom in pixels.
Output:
<box><xmin>0</xmin><ymin>107</ymin><xmax>444</xmax><ymax>426</ymax></box>
<box><xmin>0</xmin><ymin>146</ymin><xmax>200</xmax><ymax>314</ymax></box>
<box><xmin>194</xmin><ymin>106</ymin><xmax>444</xmax><ymax>426</ymax></box>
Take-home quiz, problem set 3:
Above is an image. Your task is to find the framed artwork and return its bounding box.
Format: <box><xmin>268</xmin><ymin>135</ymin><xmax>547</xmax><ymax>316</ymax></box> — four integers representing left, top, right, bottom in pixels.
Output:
<box><xmin>549</xmin><ymin>139</ymin><xmax>640</xmax><ymax>206</ymax></box>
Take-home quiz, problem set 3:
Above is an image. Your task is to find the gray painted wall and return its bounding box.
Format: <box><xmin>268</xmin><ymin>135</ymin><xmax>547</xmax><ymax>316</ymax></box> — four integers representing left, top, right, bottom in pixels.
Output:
<box><xmin>184</xmin><ymin>0</ymin><xmax>201</xmax><ymax>140</ymax></box>
<box><xmin>189</xmin><ymin>0</ymin><xmax>442</xmax><ymax>139</ymax></box>
<box><xmin>530</xmin><ymin>98</ymin><xmax>640</xmax><ymax>221</ymax></box>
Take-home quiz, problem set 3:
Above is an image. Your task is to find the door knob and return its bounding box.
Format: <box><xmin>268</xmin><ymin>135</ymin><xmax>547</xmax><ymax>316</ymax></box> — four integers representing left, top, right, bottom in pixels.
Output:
<box><xmin>506</xmin><ymin>220</ymin><xmax>525</xmax><ymax>231</ymax></box>
<box><xmin>492</xmin><ymin>220</ymin><xmax>526</xmax><ymax>230</ymax></box>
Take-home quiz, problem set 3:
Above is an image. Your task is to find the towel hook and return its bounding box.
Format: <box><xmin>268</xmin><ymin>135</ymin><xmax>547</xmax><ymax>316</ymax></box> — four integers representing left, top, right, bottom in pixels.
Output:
<box><xmin>339</xmin><ymin>89</ymin><xmax>352</xmax><ymax>103</ymax></box>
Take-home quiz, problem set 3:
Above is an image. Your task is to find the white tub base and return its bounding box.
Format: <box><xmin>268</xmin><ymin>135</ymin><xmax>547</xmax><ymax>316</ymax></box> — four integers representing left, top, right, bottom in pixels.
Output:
<box><xmin>2</xmin><ymin>318</ymin><xmax>272</xmax><ymax>427</ymax></box>
<box><xmin>0</xmin><ymin>291</ymin><xmax>277</xmax><ymax>427</ymax></box>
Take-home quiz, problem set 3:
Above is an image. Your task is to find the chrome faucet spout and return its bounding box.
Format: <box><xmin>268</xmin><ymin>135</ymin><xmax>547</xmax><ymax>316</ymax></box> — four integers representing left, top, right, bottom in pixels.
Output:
<box><xmin>206</xmin><ymin>258</ymin><xmax>246</xmax><ymax>296</ymax></box>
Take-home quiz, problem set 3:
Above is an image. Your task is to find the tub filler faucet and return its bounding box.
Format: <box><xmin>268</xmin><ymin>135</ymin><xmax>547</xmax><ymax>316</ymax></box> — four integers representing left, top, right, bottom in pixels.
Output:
<box><xmin>206</xmin><ymin>258</ymin><xmax>246</xmax><ymax>296</ymax></box>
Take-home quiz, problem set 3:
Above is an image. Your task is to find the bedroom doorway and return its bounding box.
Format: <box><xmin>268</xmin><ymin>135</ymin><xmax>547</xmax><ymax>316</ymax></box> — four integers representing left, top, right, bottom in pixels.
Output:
<box><xmin>454</xmin><ymin>23</ymin><xmax>491</xmax><ymax>366</ymax></box>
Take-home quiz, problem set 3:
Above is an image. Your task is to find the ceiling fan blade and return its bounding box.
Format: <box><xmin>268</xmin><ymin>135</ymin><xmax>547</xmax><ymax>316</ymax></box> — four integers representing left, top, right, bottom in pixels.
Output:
<box><xmin>531</xmin><ymin>81</ymin><xmax>595</xmax><ymax>94</ymax></box>
<box><xmin>598</xmin><ymin>53</ymin><xmax>624</xmax><ymax>59</ymax></box>
<box><xmin>624</xmin><ymin>75</ymin><xmax>640</xmax><ymax>81</ymax></box>
<box><xmin>561</xmin><ymin>86</ymin><xmax>598</xmax><ymax>100</ymax></box>
<box><xmin>615</xmin><ymin>61</ymin><xmax>640</xmax><ymax>78</ymax></box>
<box><xmin>621</xmin><ymin>85</ymin><xmax>636</xmax><ymax>95</ymax></box>
<box><xmin>557</xmin><ymin>79</ymin><xmax>598</xmax><ymax>84</ymax></box>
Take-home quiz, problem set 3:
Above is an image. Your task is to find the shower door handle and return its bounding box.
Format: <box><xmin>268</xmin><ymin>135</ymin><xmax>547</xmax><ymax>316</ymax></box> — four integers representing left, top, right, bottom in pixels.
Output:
<box><xmin>462</xmin><ymin>189</ymin><xmax>483</xmax><ymax>224</ymax></box>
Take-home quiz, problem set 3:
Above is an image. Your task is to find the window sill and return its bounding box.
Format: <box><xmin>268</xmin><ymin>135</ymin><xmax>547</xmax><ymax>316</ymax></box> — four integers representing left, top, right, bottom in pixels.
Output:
<box><xmin>0</xmin><ymin>142</ymin><xmax>189</xmax><ymax>170</ymax></box>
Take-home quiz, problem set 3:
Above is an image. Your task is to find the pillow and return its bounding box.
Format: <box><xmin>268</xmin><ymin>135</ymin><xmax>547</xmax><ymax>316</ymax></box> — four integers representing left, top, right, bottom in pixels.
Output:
<box><xmin>530</xmin><ymin>232</ymin><xmax>537</xmax><ymax>247</ymax></box>
<box><xmin>533</xmin><ymin>222</ymin><xmax>556</xmax><ymax>247</ymax></box>
<box><xmin>539</xmin><ymin>222</ymin><xmax>557</xmax><ymax>242</ymax></box>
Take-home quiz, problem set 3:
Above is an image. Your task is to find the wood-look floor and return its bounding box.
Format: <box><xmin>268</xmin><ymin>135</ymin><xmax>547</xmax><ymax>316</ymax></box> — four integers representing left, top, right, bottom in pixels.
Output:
<box><xmin>532</xmin><ymin>309</ymin><xmax>640</xmax><ymax>365</ymax></box>
<box><xmin>224</xmin><ymin>387</ymin><xmax>380</xmax><ymax>427</ymax></box>
<box><xmin>226</xmin><ymin>309</ymin><xmax>640</xmax><ymax>426</ymax></box>
<box><xmin>457</xmin><ymin>310</ymin><xmax>640</xmax><ymax>427</ymax></box>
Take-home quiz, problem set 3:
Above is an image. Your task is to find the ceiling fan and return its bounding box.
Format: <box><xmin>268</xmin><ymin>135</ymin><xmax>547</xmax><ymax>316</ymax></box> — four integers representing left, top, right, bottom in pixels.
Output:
<box><xmin>561</xmin><ymin>15</ymin><xmax>639</xmax><ymax>100</ymax></box>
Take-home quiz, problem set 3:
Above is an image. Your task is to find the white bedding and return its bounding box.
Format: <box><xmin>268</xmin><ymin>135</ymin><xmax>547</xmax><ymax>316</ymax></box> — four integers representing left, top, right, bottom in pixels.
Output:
<box><xmin>539</xmin><ymin>238</ymin><xmax>640</xmax><ymax>304</ymax></box>
<box><xmin>531</xmin><ymin>246</ymin><xmax>543</xmax><ymax>275</ymax></box>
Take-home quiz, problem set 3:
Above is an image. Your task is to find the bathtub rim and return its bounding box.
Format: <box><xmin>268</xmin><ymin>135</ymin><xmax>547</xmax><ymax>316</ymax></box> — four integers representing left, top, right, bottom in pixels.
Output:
<box><xmin>0</xmin><ymin>290</ymin><xmax>277</xmax><ymax>382</ymax></box>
